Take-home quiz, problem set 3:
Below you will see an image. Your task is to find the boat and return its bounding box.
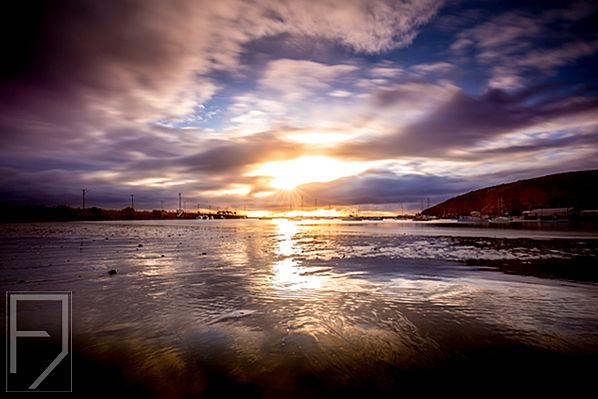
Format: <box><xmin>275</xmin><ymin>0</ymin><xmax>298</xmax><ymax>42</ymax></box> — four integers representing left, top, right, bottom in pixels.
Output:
<box><xmin>489</xmin><ymin>198</ymin><xmax>512</xmax><ymax>223</ymax></box>
<box><xmin>458</xmin><ymin>211</ymin><xmax>488</xmax><ymax>223</ymax></box>
<box><xmin>509</xmin><ymin>217</ymin><xmax>541</xmax><ymax>224</ymax></box>
<box><xmin>412</xmin><ymin>214</ymin><xmax>436</xmax><ymax>221</ymax></box>
<box><xmin>458</xmin><ymin>216</ymin><xmax>488</xmax><ymax>223</ymax></box>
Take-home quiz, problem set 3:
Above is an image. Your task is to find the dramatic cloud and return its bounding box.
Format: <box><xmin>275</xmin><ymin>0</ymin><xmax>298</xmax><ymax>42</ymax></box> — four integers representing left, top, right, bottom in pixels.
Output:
<box><xmin>1</xmin><ymin>0</ymin><xmax>597</xmax><ymax>214</ymax></box>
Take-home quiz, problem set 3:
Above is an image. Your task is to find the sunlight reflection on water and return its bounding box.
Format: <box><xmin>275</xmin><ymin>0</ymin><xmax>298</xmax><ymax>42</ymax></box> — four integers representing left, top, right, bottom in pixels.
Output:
<box><xmin>271</xmin><ymin>219</ymin><xmax>324</xmax><ymax>291</ymax></box>
<box><xmin>1</xmin><ymin>220</ymin><xmax>597</xmax><ymax>396</ymax></box>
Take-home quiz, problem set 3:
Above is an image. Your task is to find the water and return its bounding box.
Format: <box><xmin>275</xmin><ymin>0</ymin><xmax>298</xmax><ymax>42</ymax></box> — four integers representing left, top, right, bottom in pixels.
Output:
<box><xmin>2</xmin><ymin>219</ymin><xmax>598</xmax><ymax>397</ymax></box>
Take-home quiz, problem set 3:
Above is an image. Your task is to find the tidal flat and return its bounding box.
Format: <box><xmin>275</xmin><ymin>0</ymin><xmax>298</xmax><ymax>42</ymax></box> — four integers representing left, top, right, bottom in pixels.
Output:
<box><xmin>2</xmin><ymin>220</ymin><xmax>598</xmax><ymax>397</ymax></box>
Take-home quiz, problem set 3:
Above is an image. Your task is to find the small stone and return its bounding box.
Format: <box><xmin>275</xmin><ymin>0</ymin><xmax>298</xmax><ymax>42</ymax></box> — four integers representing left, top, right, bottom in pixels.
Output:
<box><xmin>138</xmin><ymin>244</ymin><xmax>143</xmax><ymax>247</ymax></box>
<box><xmin>108</xmin><ymin>269</ymin><xmax>118</xmax><ymax>275</ymax></box>
<box><xmin>202</xmin><ymin>252</ymin><xmax>207</xmax><ymax>255</ymax></box>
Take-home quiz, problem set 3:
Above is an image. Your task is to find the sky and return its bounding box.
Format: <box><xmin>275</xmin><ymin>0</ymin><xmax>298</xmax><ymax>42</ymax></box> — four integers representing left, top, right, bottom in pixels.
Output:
<box><xmin>1</xmin><ymin>0</ymin><xmax>597</xmax><ymax>215</ymax></box>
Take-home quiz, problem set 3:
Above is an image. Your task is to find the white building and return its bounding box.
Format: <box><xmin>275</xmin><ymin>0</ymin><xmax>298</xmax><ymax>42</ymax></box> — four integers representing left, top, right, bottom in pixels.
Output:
<box><xmin>522</xmin><ymin>207</ymin><xmax>573</xmax><ymax>219</ymax></box>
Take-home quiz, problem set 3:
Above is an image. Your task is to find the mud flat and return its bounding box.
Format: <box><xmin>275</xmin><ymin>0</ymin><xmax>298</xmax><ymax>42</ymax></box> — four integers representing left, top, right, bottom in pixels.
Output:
<box><xmin>1</xmin><ymin>221</ymin><xmax>597</xmax><ymax>397</ymax></box>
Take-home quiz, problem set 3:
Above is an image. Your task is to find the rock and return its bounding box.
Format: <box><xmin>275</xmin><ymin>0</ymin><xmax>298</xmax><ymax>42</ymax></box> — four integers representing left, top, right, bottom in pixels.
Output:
<box><xmin>108</xmin><ymin>269</ymin><xmax>118</xmax><ymax>275</ymax></box>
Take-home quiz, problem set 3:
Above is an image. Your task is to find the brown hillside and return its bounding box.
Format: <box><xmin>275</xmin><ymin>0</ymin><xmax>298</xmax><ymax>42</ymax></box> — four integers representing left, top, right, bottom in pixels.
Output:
<box><xmin>423</xmin><ymin>170</ymin><xmax>598</xmax><ymax>217</ymax></box>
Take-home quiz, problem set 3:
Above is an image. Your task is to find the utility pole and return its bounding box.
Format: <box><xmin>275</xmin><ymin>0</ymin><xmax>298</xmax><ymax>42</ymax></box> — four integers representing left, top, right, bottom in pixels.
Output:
<box><xmin>131</xmin><ymin>195</ymin><xmax>134</xmax><ymax>210</ymax></box>
<box><xmin>301</xmin><ymin>195</ymin><xmax>303</xmax><ymax>216</ymax></box>
<box><xmin>81</xmin><ymin>189</ymin><xmax>89</xmax><ymax>209</ymax></box>
<box><xmin>161</xmin><ymin>200</ymin><xmax>164</xmax><ymax>210</ymax></box>
<box><xmin>178</xmin><ymin>193</ymin><xmax>182</xmax><ymax>213</ymax></box>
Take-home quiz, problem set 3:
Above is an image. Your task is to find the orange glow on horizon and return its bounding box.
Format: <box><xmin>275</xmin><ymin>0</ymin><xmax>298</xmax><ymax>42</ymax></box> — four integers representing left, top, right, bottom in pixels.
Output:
<box><xmin>245</xmin><ymin>208</ymin><xmax>398</xmax><ymax>218</ymax></box>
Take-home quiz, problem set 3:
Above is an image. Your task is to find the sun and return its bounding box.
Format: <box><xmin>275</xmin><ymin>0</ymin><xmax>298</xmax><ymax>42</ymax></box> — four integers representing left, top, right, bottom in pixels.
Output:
<box><xmin>250</xmin><ymin>156</ymin><xmax>367</xmax><ymax>190</ymax></box>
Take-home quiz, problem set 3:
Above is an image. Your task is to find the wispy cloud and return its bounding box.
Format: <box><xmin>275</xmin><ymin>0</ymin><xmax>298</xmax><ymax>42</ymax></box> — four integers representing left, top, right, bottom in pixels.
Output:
<box><xmin>1</xmin><ymin>0</ymin><xmax>597</xmax><ymax>212</ymax></box>
<box><xmin>450</xmin><ymin>2</ymin><xmax>598</xmax><ymax>88</ymax></box>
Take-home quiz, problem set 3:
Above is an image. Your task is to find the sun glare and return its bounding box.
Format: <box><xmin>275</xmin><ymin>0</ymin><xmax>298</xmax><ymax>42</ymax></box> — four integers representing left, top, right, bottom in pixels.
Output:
<box><xmin>250</xmin><ymin>156</ymin><xmax>367</xmax><ymax>190</ymax></box>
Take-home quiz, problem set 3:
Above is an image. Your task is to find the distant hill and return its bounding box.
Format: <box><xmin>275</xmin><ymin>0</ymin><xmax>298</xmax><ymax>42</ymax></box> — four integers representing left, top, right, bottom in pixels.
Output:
<box><xmin>422</xmin><ymin>170</ymin><xmax>598</xmax><ymax>218</ymax></box>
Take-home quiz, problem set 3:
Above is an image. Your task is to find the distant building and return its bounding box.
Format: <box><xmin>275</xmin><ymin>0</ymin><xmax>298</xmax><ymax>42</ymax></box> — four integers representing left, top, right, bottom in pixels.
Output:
<box><xmin>522</xmin><ymin>207</ymin><xmax>574</xmax><ymax>219</ymax></box>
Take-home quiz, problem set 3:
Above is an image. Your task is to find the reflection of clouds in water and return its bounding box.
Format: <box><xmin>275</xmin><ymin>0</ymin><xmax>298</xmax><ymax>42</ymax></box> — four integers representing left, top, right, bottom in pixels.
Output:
<box><xmin>386</xmin><ymin>275</ymin><xmax>598</xmax><ymax>350</ymax></box>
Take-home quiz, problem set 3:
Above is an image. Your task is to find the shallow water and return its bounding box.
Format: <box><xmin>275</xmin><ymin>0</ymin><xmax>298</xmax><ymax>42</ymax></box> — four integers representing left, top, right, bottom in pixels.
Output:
<box><xmin>2</xmin><ymin>220</ymin><xmax>598</xmax><ymax>397</ymax></box>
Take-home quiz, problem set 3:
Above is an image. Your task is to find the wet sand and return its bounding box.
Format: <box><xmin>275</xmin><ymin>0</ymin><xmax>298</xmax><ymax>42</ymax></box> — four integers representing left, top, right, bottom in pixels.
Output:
<box><xmin>2</xmin><ymin>221</ymin><xmax>598</xmax><ymax>397</ymax></box>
